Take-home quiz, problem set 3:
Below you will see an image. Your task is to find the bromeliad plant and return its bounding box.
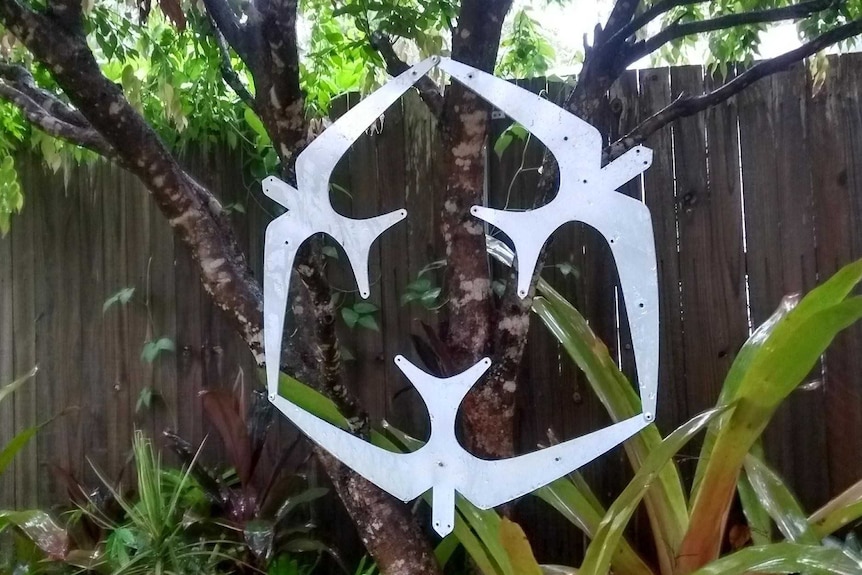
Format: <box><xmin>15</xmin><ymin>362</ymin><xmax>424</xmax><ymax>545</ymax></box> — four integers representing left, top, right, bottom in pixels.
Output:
<box><xmin>163</xmin><ymin>384</ymin><xmax>341</xmax><ymax>572</ymax></box>
<box><xmin>497</xmin><ymin>242</ymin><xmax>862</xmax><ymax>575</ymax></box>
<box><xmin>277</xmin><ymin>246</ymin><xmax>862</xmax><ymax>575</ymax></box>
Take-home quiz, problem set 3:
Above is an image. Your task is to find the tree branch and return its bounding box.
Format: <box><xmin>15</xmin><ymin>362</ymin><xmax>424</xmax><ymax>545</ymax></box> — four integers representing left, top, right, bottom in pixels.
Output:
<box><xmin>605</xmin><ymin>0</ymin><xmax>709</xmax><ymax>49</ymax></box>
<box><xmin>209</xmin><ymin>19</ymin><xmax>255</xmax><ymax>108</ymax></box>
<box><xmin>601</xmin><ymin>0</ymin><xmax>643</xmax><ymax>41</ymax></box>
<box><xmin>0</xmin><ymin>81</ymin><xmax>114</xmax><ymax>156</ymax></box>
<box><xmin>369</xmin><ymin>32</ymin><xmax>444</xmax><ymax>119</ymax></box>
<box><xmin>606</xmin><ymin>16</ymin><xmax>862</xmax><ymax>162</ymax></box>
<box><xmin>201</xmin><ymin>0</ymin><xmax>248</xmax><ymax>59</ymax></box>
<box><xmin>624</xmin><ymin>0</ymin><xmax>839</xmax><ymax>66</ymax></box>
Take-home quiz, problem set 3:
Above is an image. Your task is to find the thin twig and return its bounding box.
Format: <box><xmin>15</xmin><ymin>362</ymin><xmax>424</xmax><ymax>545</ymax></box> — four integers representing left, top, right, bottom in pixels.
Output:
<box><xmin>624</xmin><ymin>0</ymin><xmax>840</xmax><ymax>66</ymax></box>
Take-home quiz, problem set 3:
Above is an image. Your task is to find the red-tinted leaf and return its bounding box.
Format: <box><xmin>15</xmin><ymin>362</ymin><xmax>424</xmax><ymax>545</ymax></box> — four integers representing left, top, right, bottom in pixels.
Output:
<box><xmin>158</xmin><ymin>0</ymin><xmax>186</xmax><ymax>30</ymax></box>
<box><xmin>201</xmin><ymin>389</ymin><xmax>253</xmax><ymax>487</ymax></box>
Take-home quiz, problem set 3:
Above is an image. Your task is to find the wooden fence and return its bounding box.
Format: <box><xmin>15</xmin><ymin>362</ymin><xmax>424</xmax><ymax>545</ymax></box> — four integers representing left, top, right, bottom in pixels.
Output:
<box><xmin>2</xmin><ymin>55</ymin><xmax>862</xmax><ymax>564</ymax></box>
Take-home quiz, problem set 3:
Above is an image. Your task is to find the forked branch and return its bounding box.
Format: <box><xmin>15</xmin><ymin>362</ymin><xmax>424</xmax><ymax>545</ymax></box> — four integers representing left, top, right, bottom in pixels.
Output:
<box><xmin>209</xmin><ymin>19</ymin><xmax>255</xmax><ymax>108</ymax></box>
<box><xmin>605</xmin><ymin>16</ymin><xmax>862</xmax><ymax>162</ymax></box>
<box><xmin>201</xmin><ymin>0</ymin><xmax>248</xmax><ymax>59</ymax></box>
<box><xmin>0</xmin><ymin>63</ymin><xmax>114</xmax><ymax>156</ymax></box>
<box><xmin>370</xmin><ymin>32</ymin><xmax>444</xmax><ymax>118</ymax></box>
<box><xmin>624</xmin><ymin>0</ymin><xmax>839</xmax><ymax>66</ymax></box>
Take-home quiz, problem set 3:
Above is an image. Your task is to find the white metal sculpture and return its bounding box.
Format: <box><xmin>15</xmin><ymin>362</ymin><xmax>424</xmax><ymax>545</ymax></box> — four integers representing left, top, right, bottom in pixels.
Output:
<box><xmin>262</xmin><ymin>56</ymin><xmax>660</xmax><ymax>537</ymax></box>
<box><xmin>263</xmin><ymin>56</ymin><xmax>439</xmax><ymax>397</ymax></box>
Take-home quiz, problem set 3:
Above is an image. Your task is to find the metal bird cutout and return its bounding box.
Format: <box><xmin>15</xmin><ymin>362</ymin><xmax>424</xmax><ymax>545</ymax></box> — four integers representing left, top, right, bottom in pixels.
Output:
<box><xmin>262</xmin><ymin>57</ymin><xmax>660</xmax><ymax>537</ymax></box>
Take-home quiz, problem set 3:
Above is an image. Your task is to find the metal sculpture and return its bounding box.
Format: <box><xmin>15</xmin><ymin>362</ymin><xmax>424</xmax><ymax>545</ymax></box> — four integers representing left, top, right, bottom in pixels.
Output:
<box><xmin>434</xmin><ymin>57</ymin><xmax>658</xmax><ymax>421</ymax></box>
<box><xmin>262</xmin><ymin>56</ymin><xmax>660</xmax><ymax>537</ymax></box>
<box><xmin>263</xmin><ymin>56</ymin><xmax>439</xmax><ymax>397</ymax></box>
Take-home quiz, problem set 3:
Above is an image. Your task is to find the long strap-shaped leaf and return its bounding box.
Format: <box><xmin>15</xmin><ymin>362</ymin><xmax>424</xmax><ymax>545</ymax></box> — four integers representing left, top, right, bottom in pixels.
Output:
<box><xmin>578</xmin><ymin>406</ymin><xmax>728</xmax><ymax>575</ymax></box>
<box><xmin>686</xmin><ymin>543</ymin><xmax>862</xmax><ymax>575</ymax></box>
<box><xmin>810</xmin><ymin>477</ymin><xmax>862</xmax><ymax>537</ymax></box>
<box><xmin>681</xmin><ymin>262</ymin><xmax>862</xmax><ymax>572</ymax></box>
<box><xmin>488</xmin><ymin>235</ymin><xmax>688</xmax><ymax>573</ymax></box>
<box><xmin>742</xmin><ymin>453</ymin><xmax>818</xmax><ymax>544</ymax></box>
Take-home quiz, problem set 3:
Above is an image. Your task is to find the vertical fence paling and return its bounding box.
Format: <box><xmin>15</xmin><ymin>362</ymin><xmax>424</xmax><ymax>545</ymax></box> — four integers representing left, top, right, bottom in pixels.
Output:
<box><xmin>0</xmin><ymin>60</ymin><xmax>861</xmax><ymax>557</ymax></box>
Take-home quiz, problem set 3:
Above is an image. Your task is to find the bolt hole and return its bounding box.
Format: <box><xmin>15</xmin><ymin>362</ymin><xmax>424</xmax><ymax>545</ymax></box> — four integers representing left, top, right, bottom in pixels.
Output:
<box><xmin>582</xmin><ymin>179</ymin><xmax>588</xmax><ymax>184</ymax></box>
<box><xmin>610</xmin><ymin>238</ymin><xmax>615</xmax><ymax>243</ymax></box>
<box><xmin>643</xmin><ymin>161</ymin><xmax>648</xmax><ymax>165</ymax></box>
<box><xmin>554</xmin><ymin>457</ymin><xmax>561</xmax><ymax>462</ymax></box>
<box><xmin>636</xmin><ymin>148</ymin><xmax>641</xmax><ymax>154</ymax></box>
<box><xmin>563</xmin><ymin>136</ymin><xmax>569</xmax><ymax>141</ymax></box>
<box><xmin>638</xmin><ymin>302</ymin><xmax>645</xmax><ymax>308</ymax></box>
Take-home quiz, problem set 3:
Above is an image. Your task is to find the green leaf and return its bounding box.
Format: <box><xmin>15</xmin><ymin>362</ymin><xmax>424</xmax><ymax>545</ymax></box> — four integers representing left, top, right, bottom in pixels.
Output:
<box><xmin>352</xmin><ymin>302</ymin><xmax>378</xmax><ymax>314</ymax></box>
<box><xmin>435</xmin><ymin>533</ymin><xmax>460</xmax><ymax>567</ymax></box>
<box><xmin>738</xmin><ymin>466</ymin><xmax>773</xmax><ymax>545</ymax></box>
<box><xmin>742</xmin><ymin>453</ymin><xmax>817</xmax><ymax>544</ymax></box>
<box><xmin>102</xmin><ymin>286</ymin><xmax>136</xmax><ymax>313</ymax></box>
<box><xmin>140</xmin><ymin>336</ymin><xmax>175</xmax><ymax>363</ymax></box>
<box><xmin>357</xmin><ymin>314</ymin><xmax>380</xmax><ymax>332</ymax></box>
<box><xmin>811</xmin><ymin>477</ymin><xmax>862</xmax><ymax>537</ymax></box>
<box><xmin>494</xmin><ymin>132</ymin><xmax>514</xmax><ymax>159</ymax></box>
<box><xmin>135</xmin><ymin>386</ymin><xmax>160</xmax><ymax>413</ymax></box>
<box><xmin>406</xmin><ymin>278</ymin><xmax>433</xmax><ymax>293</ymax></box>
<box><xmin>275</xmin><ymin>371</ymin><xmax>349</xmax><ymax>430</ymax></box>
<box><xmin>685</xmin><ymin>260</ymin><xmax>862</xmax><ymax>569</ymax></box>
<box><xmin>0</xmin><ymin>426</ymin><xmax>39</xmax><ymax>476</ymax></box>
<box><xmin>687</xmin><ymin>543</ymin><xmax>862</xmax><ymax>575</ymax></box>
<box><xmin>243</xmin><ymin>107</ymin><xmax>270</xmax><ymax>145</ymax></box>
<box><xmin>488</xmin><ymin>236</ymin><xmax>688</xmax><ymax>565</ymax></box>
<box><xmin>579</xmin><ymin>406</ymin><xmax>727</xmax><ymax>575</ymax></box>
<box><xmin>499</xmin><ymin>518</ymin><xmax>542</xmax><ymax>575</ymax></box>
<box><xmin>0</xmin><ymin>366</ymin><xmax>38</xmax><ymax>406</ymax></box>
<box><xmin>341</xmin><ymin>307</ymin><xmax>360</xmax><ymax>328</ymax></box>
<box><xmin>533</xmin><ymin>293</ymin><xmax>688</xmax><ymax>549</ymax></box>
<box><xmin>106</xmin><ymin>526</ymin><xmax>135</xmax><ymax>566</ymax></box>
<box><xmin>535</xmin><ymin>477</ymin><xmax>653</xmax><ymax>575</ymax></box>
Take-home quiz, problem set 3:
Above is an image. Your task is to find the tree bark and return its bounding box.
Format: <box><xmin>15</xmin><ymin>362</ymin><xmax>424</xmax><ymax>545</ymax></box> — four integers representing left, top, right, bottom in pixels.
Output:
<box><xmin>438</xmin><ymin>0</ymin><xmax>515</xmax><ymax>459</ymax></box>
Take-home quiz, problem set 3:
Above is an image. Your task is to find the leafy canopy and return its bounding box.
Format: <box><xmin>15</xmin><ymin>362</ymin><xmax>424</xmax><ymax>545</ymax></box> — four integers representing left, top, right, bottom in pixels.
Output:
<box><xmin>1</xmin><ymin>0</ymin><xmax>861</xmax><ymax>232</ymax></box>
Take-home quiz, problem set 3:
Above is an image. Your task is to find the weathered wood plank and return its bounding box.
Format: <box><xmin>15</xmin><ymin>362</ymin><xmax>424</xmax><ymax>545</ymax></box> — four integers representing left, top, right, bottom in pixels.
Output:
<box><xmin>79</xmin><ymin>162</ymin><xmax>108</xmax><ymax>481</ymax></box>
<box><xmin>673</xmin><ymin>65</ymin><xmax>748</xmax><ymax>417</ymax></box>
<box><xmin>640</xmin><ymin>67</ymin><xmax>687</xmax><ymax>435</ymax></box>
<box><xmin>346</xmin><ymin>93</ymin><xmax>386</xmax><ymax>423</ymax></box>
<box><xmin>11</xmin><ymin>154</ymin><xmax>38</xmax><ymax>507</ymax></box>
<box><xmin>0</xmin><ymin>166</ymin><xmax>15</xmax><ymax>505</ymax></box>
<box><xmin>739</xmin><ymin>64</ymin><xmax>827</xmax><ymax>509</ymax></box>
<box><xmin>811</xmin><ymin>54</ymin><xmax>862</xmax><ymax>494</ymax></box>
